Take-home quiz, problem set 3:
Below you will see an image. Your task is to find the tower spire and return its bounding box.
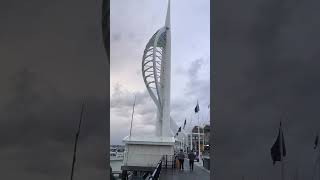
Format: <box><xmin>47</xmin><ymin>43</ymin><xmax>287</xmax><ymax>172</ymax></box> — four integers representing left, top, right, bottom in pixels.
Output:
<box><xmin>165</xmin><ymin>0</ymin><xmax>170</xmax><ymax>28</ymax></box>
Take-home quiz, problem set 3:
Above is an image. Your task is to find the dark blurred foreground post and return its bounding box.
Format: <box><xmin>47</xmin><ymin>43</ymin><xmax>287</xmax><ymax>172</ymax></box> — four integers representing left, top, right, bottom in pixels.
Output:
<box><xmin>102</xmin><ymin>0</ymin><xmax>110</xmax><ymax>62</ymax></box>
<box><xmin>101</xmin><ymin>0</ymin><xmax>110</xmax><ymax>180</ymax></box>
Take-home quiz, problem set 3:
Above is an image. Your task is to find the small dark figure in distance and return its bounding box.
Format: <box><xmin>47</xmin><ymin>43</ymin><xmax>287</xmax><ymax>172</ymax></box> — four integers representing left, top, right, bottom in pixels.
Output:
<box><xmin>178</xmin><ymin>149</ymin><xmax>185</xmax><ymax>170</ymax></box>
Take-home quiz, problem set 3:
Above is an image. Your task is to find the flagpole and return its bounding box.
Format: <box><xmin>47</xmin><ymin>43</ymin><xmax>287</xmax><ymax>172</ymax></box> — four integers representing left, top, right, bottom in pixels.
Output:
<box><xmin>70</xmin><ymin>101</ymin><xmax>85</xmax><ymax>180</ymax></box>
<box><xmin>202</xmin><ymin>120</ymin><xmax>205</xmax><ymax>147</ymax></box>
<box><xmin>129</xmin><ymin>95</ymin><xmax>136</xmax><ymax>139</ymax></box>
<box><xmin>126</xmin><ymin>96</ymin><xmax>136</xmax><ymax>166</ymax></box>
<box><xmin>316</xmin><ymin>132</ymin><xmax>320</xmax><ymax>180</ymax></box>
<box><xmin>312</xmin><ymin>132</ymin><xmax>319</xmax><ymax>180</ymax></box>
<box><xmin>313</xmin><ymin>149</ymin><xmax>318</xmax><ymax>180</ymax></box>
<box><xmin>190</xmin><ymin>130</ymin><xmax>193</xmax><ymax>151</ymax></box>
<box><xmin>183</xmin><ymin>137</ymin><xmax>185</xmax><ymax>152</ymax></box>
<box><xmin>280</xmin><ymin>121</ymin><xmax>284</xmax><ymax>180</ymax></box>
<box><xmin>203</xmin><ymin>125</ymin><xmax>205</xmax><ymax>147</ymax></box>
<box><xmin>318</xmin><ymin>143</ymin><xmax>320</xmax><ymax>180</ymax></box>
<box><xmin>181</xmin><ymin>138</ymin><xmax>183</xmax><ymax>150</ymax></box>
<box><xmin>195</xmin><ymin>100</ymin><xmax>201</xmax><ymax>160</ymax></box>
<box><xmin>198</xmin><ymin>111</ymin><xmax>201</xmax><ymax>160</ymax></box>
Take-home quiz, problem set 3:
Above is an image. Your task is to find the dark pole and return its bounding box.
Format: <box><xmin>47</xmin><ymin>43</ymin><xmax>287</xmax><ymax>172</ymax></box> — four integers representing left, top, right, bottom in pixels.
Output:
<box><xmin>70</xmin><ymin>101</ymin><xmax>86</xmax><ymax>180</ymax></box>
<box><xmin>102</xmin><ymin>0</ymin><xmax>110</xmax><ymax>62</ymax></box>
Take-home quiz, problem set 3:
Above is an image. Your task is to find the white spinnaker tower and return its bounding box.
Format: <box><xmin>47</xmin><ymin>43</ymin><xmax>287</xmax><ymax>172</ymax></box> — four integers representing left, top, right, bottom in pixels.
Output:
<box><xmin>142</xmin><ymin>0</ymin><xmax>180</xmax><ymax>137</ymax></box>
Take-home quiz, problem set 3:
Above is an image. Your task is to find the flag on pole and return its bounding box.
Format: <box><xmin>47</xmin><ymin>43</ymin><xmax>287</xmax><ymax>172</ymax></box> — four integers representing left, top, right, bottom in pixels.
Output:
<box><xmin>314</xmin><ymin>133</ymin><xmax>319</xmax><ymax>149</ymax></box>
<box><xmin>195</xmin><ymin>101</ymin><xmax>200</xmax><ymax>113</ymax></box>
<box><xmin>271</xmin><ymin>122</ymin><xmax>286</xmax><ymax>165</ymax></box>
<box><xmin>183</xmin><ymin>119</ymin><xmax>186</xmax><ymax>129</ymax></box>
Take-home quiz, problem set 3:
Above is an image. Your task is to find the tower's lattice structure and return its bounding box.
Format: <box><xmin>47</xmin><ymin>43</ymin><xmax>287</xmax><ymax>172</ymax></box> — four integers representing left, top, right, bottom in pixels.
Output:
<box><xmin>142</xmin><ymin>1</ymin><xmax>173</xmax><ymax>137</ymax></box>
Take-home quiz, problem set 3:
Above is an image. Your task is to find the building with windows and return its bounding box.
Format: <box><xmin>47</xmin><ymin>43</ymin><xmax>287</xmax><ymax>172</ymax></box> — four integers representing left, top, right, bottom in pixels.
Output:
<box><xmin>186</xmin><ymin>125</ymin><xmax>210</xmax><ymax>152</ymax></box>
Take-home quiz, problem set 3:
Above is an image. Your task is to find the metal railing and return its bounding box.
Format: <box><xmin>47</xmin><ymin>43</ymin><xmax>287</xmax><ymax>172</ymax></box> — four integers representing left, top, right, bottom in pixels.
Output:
<box><xmin>119</xmin><ymin>154</ymin><xmax>176</xmax><ymax>180</ymax></box>
<box><xmin>149</xmin><ymin>160</ymin><xmax>162</xmax><ymax>180</ymax></box>
<box><xmin>147</xmin><ymin>155</ymin><xmax>177</xmax><ymax>180</ymax></box>
<box><xmin>162</xmin><ymin>155</ymin><xmax>175</xmax><ymax>169</ymax></box>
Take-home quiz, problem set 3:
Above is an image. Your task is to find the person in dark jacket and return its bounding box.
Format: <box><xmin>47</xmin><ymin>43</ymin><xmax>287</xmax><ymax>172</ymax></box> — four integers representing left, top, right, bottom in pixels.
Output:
<box><xmin>188</xmin><ymin>150</ymin><xmax>196</xmax><ymax>171</ymax></box>
<box><xmin>177</xmin><ymin>149</ymin><xmax>185</xmax><ymax>170</ymax></box>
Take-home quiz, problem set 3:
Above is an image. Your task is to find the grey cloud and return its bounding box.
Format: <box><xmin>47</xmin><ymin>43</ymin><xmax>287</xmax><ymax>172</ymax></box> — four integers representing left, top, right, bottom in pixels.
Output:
<box><xmin>112</xmin><ymin>32</ymin><xmax>122</xmax><ymax>41</ymax></box>
<box><xmin>110</xmin><ymin>84</ymin><xmax>159</xmax><ymax>144</ymax></box>
<box><xmin>110</xmin><ymin>84</ymin><xmax>151</xmax><ymax>109</ymax></box>
<box><xmin>183</xmin><ymin>58</ymin><xmax>210</xmax><ymax>111</ymax></box>
<box><xmin>188</xmin><ymin>58</ymin><xmax>205</xmax><ymax>78</ymax></box>
<box><xmin>110</xmin><ymin>54</ymin><xmax>210</xmax><ymax>144</ymax></box>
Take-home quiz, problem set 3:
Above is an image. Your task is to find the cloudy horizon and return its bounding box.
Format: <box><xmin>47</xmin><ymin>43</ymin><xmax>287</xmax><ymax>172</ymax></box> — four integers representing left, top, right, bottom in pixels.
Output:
<box><xmin>110</xmin><ymin>0</ymin><xmax>210</xmax><ymax>145</ymax></box>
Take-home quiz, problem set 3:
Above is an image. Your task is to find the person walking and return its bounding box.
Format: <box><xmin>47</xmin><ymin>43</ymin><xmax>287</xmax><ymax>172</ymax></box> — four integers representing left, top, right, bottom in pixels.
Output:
<box><xmin>188</xmin><ymin>149</ymin><xmax>196</xmax><ymax>171</ymax></box>
<box><xmin>178</xmin><ymin>149</ymin><xmax>185</xmax><ymax>170</ymax></box>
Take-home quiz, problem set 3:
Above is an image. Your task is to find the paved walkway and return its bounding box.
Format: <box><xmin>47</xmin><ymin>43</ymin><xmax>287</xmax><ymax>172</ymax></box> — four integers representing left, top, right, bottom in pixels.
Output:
<box><xmin>160</xmin><ymin>159</ymin><xmax>210</xmax><ymax>180</ymax></box>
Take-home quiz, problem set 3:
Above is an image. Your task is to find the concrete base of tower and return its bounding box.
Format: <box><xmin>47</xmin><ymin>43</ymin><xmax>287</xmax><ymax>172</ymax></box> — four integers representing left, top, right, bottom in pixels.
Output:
<box><xmin>122</xmin><ymin>136</ymin><xmax>175</xmax><ymax>168</ymax></box>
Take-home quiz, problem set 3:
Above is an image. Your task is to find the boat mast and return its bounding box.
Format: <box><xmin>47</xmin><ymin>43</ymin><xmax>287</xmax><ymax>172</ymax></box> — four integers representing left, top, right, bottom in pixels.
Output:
<box><xmin>129</xmin><ymin>95</ymin><xmax>136</xmax><ymax>139</ymax></box>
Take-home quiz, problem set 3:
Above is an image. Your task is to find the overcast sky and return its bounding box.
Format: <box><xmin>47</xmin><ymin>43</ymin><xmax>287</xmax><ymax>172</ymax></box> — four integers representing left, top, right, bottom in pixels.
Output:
<box><xmin>110</xmin><ymin>0</ymin><xmax>210</xmax><ymax>145</ymax></box>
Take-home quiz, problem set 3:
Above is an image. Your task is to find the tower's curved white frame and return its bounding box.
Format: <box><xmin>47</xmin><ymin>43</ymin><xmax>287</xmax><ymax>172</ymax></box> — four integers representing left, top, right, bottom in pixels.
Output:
<box><xmin>142</xmin><ymin>1</ymin><xmax>175</xmax><ymax>137</ymax></box>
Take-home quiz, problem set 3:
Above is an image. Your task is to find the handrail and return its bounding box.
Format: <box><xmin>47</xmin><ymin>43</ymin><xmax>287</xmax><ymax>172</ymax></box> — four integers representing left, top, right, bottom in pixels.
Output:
<box><xmin>149</xmin><ymin>160</ymin><xmax>162</xmax><ymax>180</ymax></box>
<box><xmin>148</xmin><ymin>154</ymin><xmax>176</xmax><ymax>180</ymax></box>
<box><xmin>162</xmin><ymin>155</ymin><xmax>175</xmax><ymax>169</ymax></box>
